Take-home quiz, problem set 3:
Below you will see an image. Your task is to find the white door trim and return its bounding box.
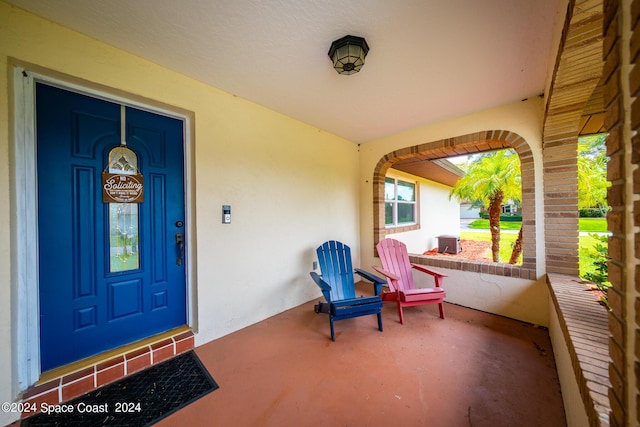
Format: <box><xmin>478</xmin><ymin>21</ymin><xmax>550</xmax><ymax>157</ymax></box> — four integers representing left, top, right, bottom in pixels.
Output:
<box><xmin>12</xmin><ymin>66</ymin><xmax>40</xmax><ymax>390</ymax></box>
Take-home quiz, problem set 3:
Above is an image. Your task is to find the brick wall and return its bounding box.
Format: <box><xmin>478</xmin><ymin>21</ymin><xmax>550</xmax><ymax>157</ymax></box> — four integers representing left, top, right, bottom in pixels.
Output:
<box><xmin>631</xmin><ymin>0</ymin><xmax>640</xmax><ymax>424</ymax></box>
<box><xmin>604</xmin><ymin>0</ymin><xmax>637</xmax><ymax>425</ymax></box>
<box><xmin>547</xmin><ymin>273</ymin><xmax>612</xmax><ymax>425</ymax></box>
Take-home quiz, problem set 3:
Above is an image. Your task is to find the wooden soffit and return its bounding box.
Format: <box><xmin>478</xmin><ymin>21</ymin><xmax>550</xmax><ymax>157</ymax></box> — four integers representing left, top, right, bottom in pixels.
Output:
<box><xmin>392</xmin><ymin>158</ymin><xmax>465</xmax><ymax>187</ymax></box>
<box><xmin>544</xmin><ymin>0</ymin><xmax>604</xmax><ymax>141</ymax></box>
<box><xmin>578</xmin><ymin>81</ymin><xmax>606</xmax><ymax>135</ymax></box>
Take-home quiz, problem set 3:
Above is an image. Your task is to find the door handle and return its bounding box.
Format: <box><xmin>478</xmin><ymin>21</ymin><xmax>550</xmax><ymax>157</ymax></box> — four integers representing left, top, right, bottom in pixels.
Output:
<box><xmin>175</xmin><ymin>232</ymin><xmax>184</xmax><ymax>266</ymax></box>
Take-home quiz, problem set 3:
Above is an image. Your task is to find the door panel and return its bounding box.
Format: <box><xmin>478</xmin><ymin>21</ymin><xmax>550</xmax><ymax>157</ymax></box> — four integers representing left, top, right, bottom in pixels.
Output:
<box><xmin>36</xmin><ymin>83</ymin><xmax>186</xmax><ymax>371</ymax></box>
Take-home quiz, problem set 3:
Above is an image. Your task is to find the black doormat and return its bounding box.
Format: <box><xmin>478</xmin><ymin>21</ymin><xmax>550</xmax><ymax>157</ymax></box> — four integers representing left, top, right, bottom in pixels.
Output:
<box><xmin>23</xmin><ymin>350</ymin><xmax>218</xmax><ymax>427</ymax></box>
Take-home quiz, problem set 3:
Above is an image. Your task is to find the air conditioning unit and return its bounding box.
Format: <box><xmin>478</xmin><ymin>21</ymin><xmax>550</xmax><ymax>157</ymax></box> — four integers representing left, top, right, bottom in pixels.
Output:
<box><xmin>437</xmin><ymin>235</ymin><xmax>461</xmax><ymax>254</ymax></box>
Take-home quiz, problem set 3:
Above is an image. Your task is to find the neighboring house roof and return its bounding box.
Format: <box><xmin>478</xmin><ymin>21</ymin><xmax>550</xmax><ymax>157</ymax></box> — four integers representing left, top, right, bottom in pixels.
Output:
<box><xmin>391</xmin><ymin>158</ymin><xmax>464</xmax><ymax>187</ymax></box>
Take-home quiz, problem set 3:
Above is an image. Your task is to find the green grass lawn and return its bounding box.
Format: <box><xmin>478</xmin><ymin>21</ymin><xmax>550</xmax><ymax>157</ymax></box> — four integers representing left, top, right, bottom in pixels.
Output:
<box><xmin>461</xmin><ymin>229</ymin><xmax>606</xmax><ymax>278</ymax></box>
<box><xmin>468</xmin><ymin>218</ymin><xmax>608</xmax><ymax>232</ymax></box>
<box><xmin>578</xmin><ymin>218</ymin><xmax>608</xmax><ymax>232</ymax></box>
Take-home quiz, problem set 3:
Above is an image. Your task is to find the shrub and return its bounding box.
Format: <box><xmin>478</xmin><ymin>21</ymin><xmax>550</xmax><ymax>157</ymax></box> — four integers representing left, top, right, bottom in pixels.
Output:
<box><xmin>581</xmin><ymin>233</ymin><xmax>611</xmax><ymax>310</ymax></box>
<box><xmin>477</xmin><ymin>211</ymin><xmax>521</xmax><ymax>221</ymax></box>
<box><xmin>500</xmin><ymin>215</ymin><xmax>522</xmax><ymax>222</ymax></box>
<box><xmin>579</xmin><ymin>208</ymin><xmax>608</xmax><ymax>218</ymax></box>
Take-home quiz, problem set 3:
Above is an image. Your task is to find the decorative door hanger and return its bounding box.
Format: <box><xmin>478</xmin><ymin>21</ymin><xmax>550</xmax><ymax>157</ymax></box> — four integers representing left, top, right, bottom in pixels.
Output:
<box><xmin>102</xmin><ymin>172</ymin><xmax>144</xmax><ymax>203</ymax></box>
<box><xmin>102</xmin><ymin>146</ymin><xmax>144</xmax><ymax>203</ymax></box>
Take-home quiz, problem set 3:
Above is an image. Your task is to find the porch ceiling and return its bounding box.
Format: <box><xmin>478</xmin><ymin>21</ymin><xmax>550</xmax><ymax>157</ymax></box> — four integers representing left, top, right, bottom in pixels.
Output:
<box><xmin>6</xmin><ymin>0</ymin><xmax>561</xmax><ymax>143</ymax></box>
<box><xmin>544</xmin><ymin>0</ymin><xmax>605</xmax><ymax>140</ymax></box>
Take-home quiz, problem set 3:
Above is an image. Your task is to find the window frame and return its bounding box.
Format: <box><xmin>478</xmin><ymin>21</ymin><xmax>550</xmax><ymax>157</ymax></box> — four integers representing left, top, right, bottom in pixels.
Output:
<box><xmin>384</xmin><ymin>175</ymin><xmax>418</xmax><ymax>228</ymax></box>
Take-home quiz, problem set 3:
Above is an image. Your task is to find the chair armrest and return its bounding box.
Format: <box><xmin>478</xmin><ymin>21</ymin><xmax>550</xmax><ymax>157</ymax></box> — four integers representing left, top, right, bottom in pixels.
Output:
<box><xmin>354</xmin><ymin>268</ymin><xmax>387</xmax><ymax>296</ymax></box>
<box><xmin>354</xmin><ymin>268</ymin><xmax>387</xmax><ymax>285</ymax></box>
<box><xmin>371</xmin><ymin>265</ymin><xmax>400</xmax><ymax>281</ymax></box>
<box><xmin>372</xmin><ymin>266</ymin><xmax>400</xmax><ymax>293</ymax></box>
<box><xmin>309</xmin><ymin>272</ymin><xmax>331</xmax><ymax>292</ymax></box>
<box><xmin>410</xmin><ymin>263</ymin><xmax>447</xmax><ymax>288</ymax></box>
<box><xmin>411</xmin><ymin>263</ymin><xmax>448</xmax><ymax>278</ymax></box>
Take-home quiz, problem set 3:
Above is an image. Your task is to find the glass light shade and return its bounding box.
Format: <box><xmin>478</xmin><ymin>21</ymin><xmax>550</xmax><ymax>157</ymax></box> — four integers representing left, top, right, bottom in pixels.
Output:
<box><xmin>328</xmin><ymin>35</ymin><xmax>369</xmax><ymax>75</ymax></box>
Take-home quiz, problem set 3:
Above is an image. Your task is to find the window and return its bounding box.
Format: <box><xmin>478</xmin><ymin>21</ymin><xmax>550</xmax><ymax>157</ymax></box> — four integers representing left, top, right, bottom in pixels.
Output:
<box><xmin>502</xmin><ymin>203</ymin><xmax>519</xmax><ymax>215</ymax></box>
<box><xmin>385</xmin><ymin>177</ymin><xmax>417</xmax><ymax>227</ymax></box>
<box><xmin>107</xmin><ymin>147</ymin><xmax>140</xmax><ymax>273</ymax></box>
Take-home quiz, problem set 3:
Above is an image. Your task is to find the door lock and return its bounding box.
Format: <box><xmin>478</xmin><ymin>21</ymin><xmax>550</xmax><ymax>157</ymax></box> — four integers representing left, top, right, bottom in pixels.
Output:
<box><xmin>175</xmin><ymin>232</ymin><xmax>184</xmax><ymax>266</ymax></box>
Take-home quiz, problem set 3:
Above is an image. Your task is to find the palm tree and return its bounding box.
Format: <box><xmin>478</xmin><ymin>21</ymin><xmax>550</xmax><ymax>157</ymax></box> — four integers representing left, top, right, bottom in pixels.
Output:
<box><xmin>578</xmin><ymin>134</ymin><xmax>609</xmax><ymax>214</ymax></box>
<box><xmin>450</xmin><ymin>150</ymin><xmax>521</xmax><ymax>262</ymax></box>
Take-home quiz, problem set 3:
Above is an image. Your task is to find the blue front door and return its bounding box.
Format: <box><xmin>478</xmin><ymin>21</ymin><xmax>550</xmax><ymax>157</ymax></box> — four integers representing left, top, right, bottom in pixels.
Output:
<box><xmin>36</xmin><ymin>83</ymin><xmax>187</xmax><ymax>372</ymax></box>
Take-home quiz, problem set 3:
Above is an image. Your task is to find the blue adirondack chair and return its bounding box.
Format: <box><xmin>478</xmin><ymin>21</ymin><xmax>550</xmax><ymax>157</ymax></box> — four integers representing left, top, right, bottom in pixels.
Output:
<box><xmin>310</xmin><ymin>240</ymin><xmax>386</xmax><ymax>341</ymax></box>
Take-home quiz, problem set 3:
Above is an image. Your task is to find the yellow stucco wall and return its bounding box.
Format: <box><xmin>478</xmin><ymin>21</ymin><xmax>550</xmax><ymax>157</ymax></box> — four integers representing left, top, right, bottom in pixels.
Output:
<box><xmin>0</xmin><ymin>3</ymin><xmax>359</xmax><ymax>419</ymax></box>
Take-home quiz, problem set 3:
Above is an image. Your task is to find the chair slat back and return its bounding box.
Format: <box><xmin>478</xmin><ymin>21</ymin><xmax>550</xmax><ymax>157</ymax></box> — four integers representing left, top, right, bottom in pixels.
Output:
<box><xmin>316</xmin><ymin>241</ymin><xmax>355</xmax><ymax>302</ymax></box>
<box><xmin>376</xmin><ymin>239</ymin><xmax>415</xmax><ymax>292</ymax></box>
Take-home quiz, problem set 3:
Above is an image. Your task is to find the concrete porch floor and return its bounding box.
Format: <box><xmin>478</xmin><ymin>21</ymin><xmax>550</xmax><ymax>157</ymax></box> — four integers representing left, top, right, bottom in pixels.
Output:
<box><xmin>158</xmin><ymin>284</ymin><xmax>566</xmax><ymax>427</ymax></box>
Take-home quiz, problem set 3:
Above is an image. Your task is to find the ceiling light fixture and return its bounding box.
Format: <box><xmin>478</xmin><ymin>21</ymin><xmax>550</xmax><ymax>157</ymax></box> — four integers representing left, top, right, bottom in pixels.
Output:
<box><xmin>328</xmin><ymin>35</ymin><xmax>369</xmax><ymax>75</ymax></box>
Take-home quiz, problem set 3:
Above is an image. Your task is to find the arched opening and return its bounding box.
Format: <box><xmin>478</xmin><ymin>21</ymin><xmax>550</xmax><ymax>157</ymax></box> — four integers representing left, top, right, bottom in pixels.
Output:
<box><xmin>373</xmin><ymin>130</ymin><xmax>537</xmax><ymax>278</ymax></box>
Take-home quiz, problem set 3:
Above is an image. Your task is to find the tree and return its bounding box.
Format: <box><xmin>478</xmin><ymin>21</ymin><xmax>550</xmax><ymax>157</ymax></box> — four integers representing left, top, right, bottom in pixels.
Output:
<box><xmin>450</xmin><ymin>150</ymin><xmax>521</xmax><ymax>262</ymax></box>
<box><xmin>578</xmin><ymin>134</ymin><xmax>609</xmax><ymax>214</ymax></box>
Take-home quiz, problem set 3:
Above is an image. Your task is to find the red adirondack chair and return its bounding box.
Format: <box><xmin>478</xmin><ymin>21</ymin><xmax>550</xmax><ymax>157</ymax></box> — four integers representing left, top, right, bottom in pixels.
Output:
<box><xmin>373</xmin><ymin>238</ymin><xmax>447</xmax><ymax>324</ymax></box>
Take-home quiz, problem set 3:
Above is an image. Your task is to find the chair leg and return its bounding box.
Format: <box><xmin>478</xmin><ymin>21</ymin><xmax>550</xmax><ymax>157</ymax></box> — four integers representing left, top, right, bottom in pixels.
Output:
<box><xmin>439</xmin><ymin>302</ymin><xmax>445</xmax><ymax>319</ymax></box>
<box><xmin>377</xmin><ymin>312</ymin><xmax>383</xmax><ymax>332</ymax></box>
<box><xmin>330</xmin><ymin>317</ymin><xmax>336</xmax><ymax>341</ymax></box>
<box><xmin>397</xmin><ymin>302</ymin><xmax>405</xmax><ymax>325</ymax></box>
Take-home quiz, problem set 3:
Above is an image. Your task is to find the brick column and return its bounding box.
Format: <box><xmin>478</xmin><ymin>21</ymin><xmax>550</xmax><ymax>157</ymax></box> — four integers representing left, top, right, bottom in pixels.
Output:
<box><xmin>542</xmin><ymin>0</ymin><xmax>604</xmax><ymax>277</ymax></box>
<box><xmin>604</xmin><ymin>0</ymin><xmax>637</xmax><ymax>425</ymax></box>
<box><xmin>542</xmin><ymin>137</ymin><xmax>580</xmax><ymax>276</ymax></box>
